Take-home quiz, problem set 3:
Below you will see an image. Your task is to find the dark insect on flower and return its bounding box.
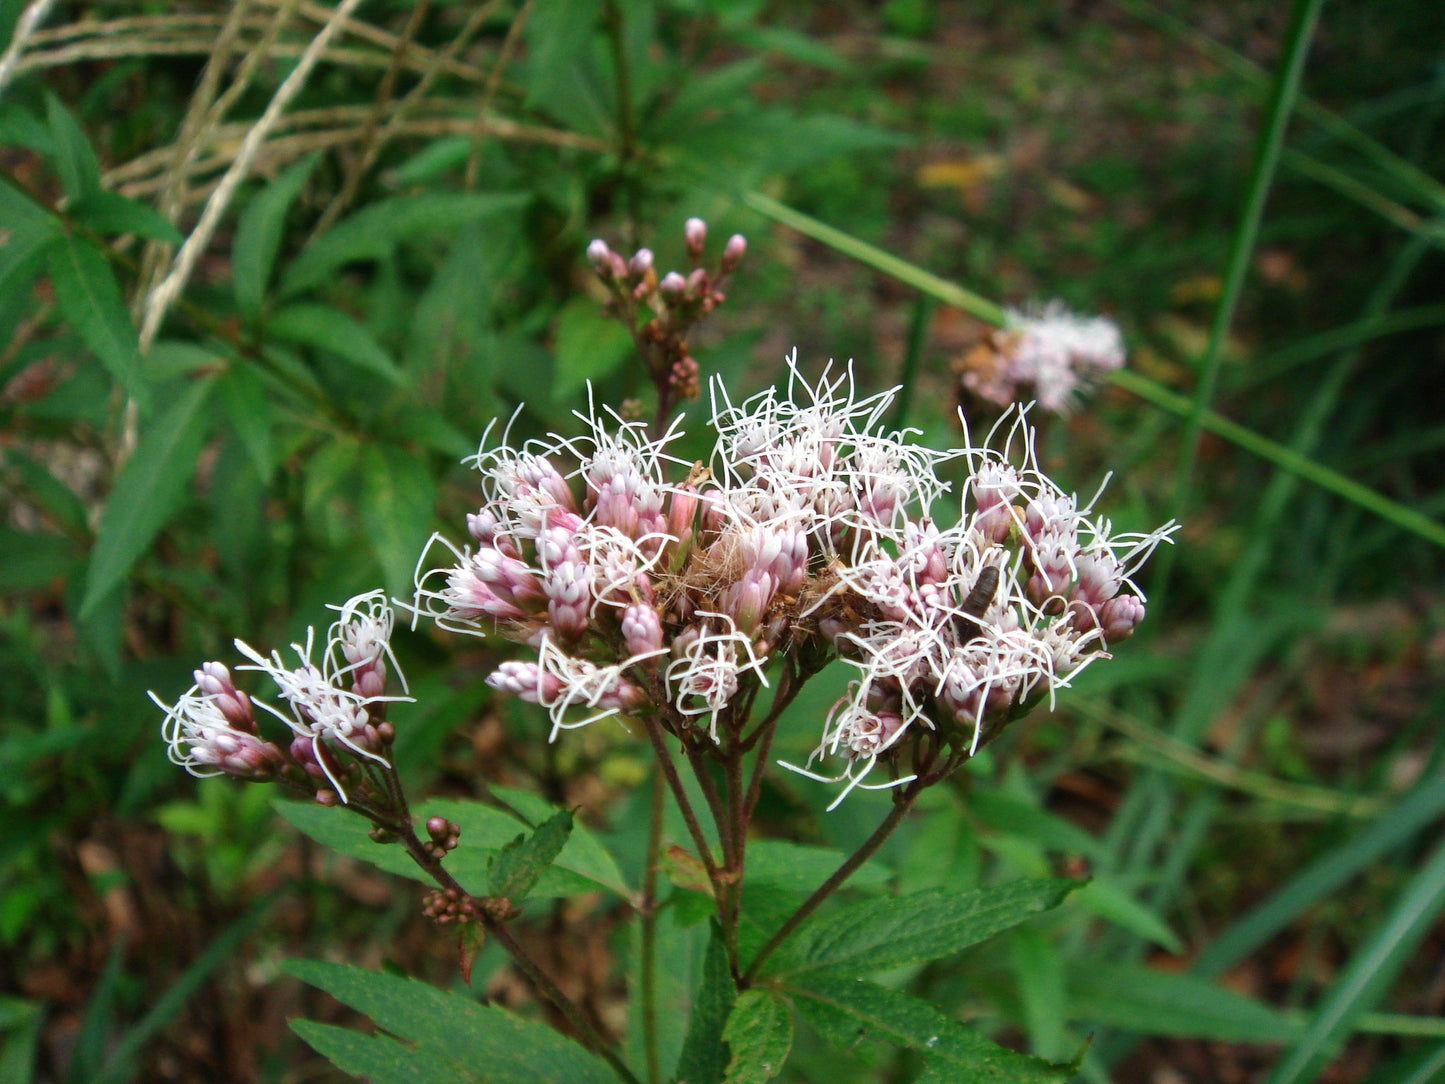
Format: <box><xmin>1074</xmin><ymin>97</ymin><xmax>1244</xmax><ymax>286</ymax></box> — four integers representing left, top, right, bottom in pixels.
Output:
<box><xmin>960</xmin><ymin>564</ymin><xmax>1000</xmax><ymax>620</ymax></box>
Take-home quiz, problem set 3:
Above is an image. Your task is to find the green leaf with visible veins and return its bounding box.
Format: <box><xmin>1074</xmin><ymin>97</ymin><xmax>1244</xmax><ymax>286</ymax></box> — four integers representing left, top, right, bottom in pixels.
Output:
<box><xmin>723</xmin><ymin>989</ymin><xmax>792</xmax><ymax>1084</ymax></box>
<box><xmin>47</xmin><ymin>230</ymin><xmax>145</xmax><ymax>400</ymax></box>
<box><xmin>787</xmin><ymin>978</ymin><xmax>1075</xmax><ymax>1083</ymax></box>
<box><xmin>488</xmin><ymin>809</ymin><xmax>574</xmax><ymax>902</ymax></box>
<box><xmin>286</xmin><ymin>959</ymin><xmax>614</xmax><ymax>1084</ymax></box>
<box><xmin>760</xmin><ymin>879</ymin><xmax>1080</xmax><ymax>979</ymax></box>
<box><xmin>675</xmin><ymin>923</ymin><xmax>737</xmax><ymax>1084</ymax></box>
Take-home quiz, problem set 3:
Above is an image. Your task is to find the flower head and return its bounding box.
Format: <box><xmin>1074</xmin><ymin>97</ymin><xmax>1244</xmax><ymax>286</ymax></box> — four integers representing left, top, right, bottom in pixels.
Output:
<box><xmin>417</xmin><ymin>352</ymin><xmax>1173</xmax><ymax>803</ymax></box>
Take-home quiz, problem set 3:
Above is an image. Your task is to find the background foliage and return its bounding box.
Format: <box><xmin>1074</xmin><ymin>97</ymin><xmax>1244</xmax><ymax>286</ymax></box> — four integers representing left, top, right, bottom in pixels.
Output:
<box><xmin>2</xmin><ymin>0</ymin><xmax>1444</xmax><ymax>1081</ymax></box>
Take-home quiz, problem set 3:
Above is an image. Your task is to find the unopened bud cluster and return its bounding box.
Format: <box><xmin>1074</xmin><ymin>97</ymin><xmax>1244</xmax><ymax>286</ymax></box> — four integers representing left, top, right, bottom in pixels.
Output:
<box><xmin>151</xmin><ymin>591</ymin><xmax>411</xmax><ymax>804</ymax></box>
<box><xmin>588</xmin><ymin>218</ymin><xmax>745</xmax><ymax>404</ymax></box>
<box><xmin>958</xmin><ymin>301</ymin><xmax>1125</xmax><ymax>414</ymax></box>
<box><xmin>415</xmin><ymin>355</ymin><xmax>1174</xmax><ymax>805</ymax></box>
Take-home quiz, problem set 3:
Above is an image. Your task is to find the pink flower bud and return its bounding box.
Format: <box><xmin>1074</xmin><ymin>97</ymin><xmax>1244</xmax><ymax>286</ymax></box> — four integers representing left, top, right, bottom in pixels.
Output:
<box><xmin>721</xmin><ymin>233</ymin><xmax>746</xmax><ymax>271</ymax></box>
<box><xmin>684</xmin><ymin>217</ymin><xmax>707</xmax><ymax>255</ymax></box>
<box><xmin>487</xmin><ymin>661</ymin><xmax>564</xmax><ymax>704</ymax></box>
<box><xmin>1099</xmin><ymin>594</ymin><xmax>1145</xmax><ymax>642</ymax></box>
<box><xmin>658</xmin><ymin>271</ymin><xmax>686</xmax><ymax>300</ymax></box>
<box><xmin>622</xmin><ymin>603</ymin><xmax>664</xmax><ymax>657</ymax></box>
<box><xmin>194</xmin><ymin>661</ymin><xmax>254</xmax><ymax>731</ymax></box>
<box><xmin>587</xmin><ymin>239</ymin><xmax>612</xmax><ymax>272</ymax></box>
<box><xmin>629</xmin><ymin>248</ymin><xmax>654</xmax><ymax>275</ymax></box>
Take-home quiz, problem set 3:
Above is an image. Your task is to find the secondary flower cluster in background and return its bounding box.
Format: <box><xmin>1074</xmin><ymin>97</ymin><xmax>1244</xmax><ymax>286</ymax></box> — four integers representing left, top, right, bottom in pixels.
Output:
<box><xmin>957</xmin><ymin>300</ymin><xmax>1126</xmax><ymax>414</ymax></box>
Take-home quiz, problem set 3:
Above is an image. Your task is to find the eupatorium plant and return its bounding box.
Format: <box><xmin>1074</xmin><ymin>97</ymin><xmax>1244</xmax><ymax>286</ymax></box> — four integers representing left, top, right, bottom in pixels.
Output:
<box><xmin>153</xmin><ymin>221</ymin><xmax>1173</xmax><ymax>1084</ymax></box>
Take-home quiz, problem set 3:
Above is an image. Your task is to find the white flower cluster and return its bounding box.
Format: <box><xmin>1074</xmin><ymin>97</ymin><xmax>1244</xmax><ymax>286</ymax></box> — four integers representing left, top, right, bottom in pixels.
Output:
<box><xmin>415</xmin><ymin>354</ymin><xmax>1173</xmax><ymax>805</ymax></box>
<box><xmin>151</xmin><ymin>591</ymin><xmax>411</xmax><ymax>802</ymax></box>
<box><xmin>961</xmin><ymin>301</ymin><xmax>1126</xmax><ymax>414</ymax></box>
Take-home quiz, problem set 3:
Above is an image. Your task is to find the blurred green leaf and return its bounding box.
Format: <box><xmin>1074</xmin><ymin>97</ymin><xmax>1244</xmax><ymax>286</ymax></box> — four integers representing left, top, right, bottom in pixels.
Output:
<box><xmin>488</xmin><ymin>809</ymin><xmax>574</xmax><ymax>902</ymax></box>
<box><xmin>1010</xmin><ymin>926</ymin><xmax>1068</xmax><ymax>1061</ymax></box>
<box><xmin>46</xmin><ymin>230</ymin><xmax>145</xmax><ymax>400</ymax></box>
<box><xmin>267</xmin><ymin>303</ymin><xmax>407</xmax><ymax>386</ymax></box>
<box><xmin>0</xmin><ymin>529</ymin><xmax>78</xmax><ymax>590</ymax></box>
<box><xmin>0</xmin><ymin>997</ymin><xmax>43</xmax><ymax>1084</ymax></box>
<box><xmin>726</xmin><ymin>25</ymin><xmax>849</xmax><ymax>71</ymax></box>
<box><xmin>80</xmin><ymin>376</ymin><xmax>215</xmax><ymax>618</ymax></box>
<box><xmin>522</xmin><ymin>0</ymin><xmax>603</xmax><ymax>114</ymax></box>
<box><xmin>761</xmin><ymin>879</ymin><xmax>1078</xmax><ymax>979</ymax></box>
<box><xmin>553</xmin><ymin>298</ymin><xmax>636</xmax><ymax>395</ymax></box>
<box><xmin>676</xmin><ymin>923</ymin><xmax>736</xmax><ymax>1084</ymax></box>
<box><xmin>217</xmin><ymin>365</ymin><xmax>275</xmax><ymax>482</ymax></box>
<box><xmin>286</xmin><ymin>960</ymin><xmax>614</xmax><ymax>1084</ymax></box>
<box><xmin>359</xmin><ymin>443</ymin><xmax>436</xmax><ymax>599</ymax></box>
<box><xmin>233</xmin><ymin>151</ymin><xmax>322</xmax><ymax>323</ymax></box>
<box><xmin>44</xmin><ymin>93</ymin><xmax>100</xmax><ymax>202</ymax></box>
<box><xmin>69</xmin><ymin>191</ymin><xmax>182</xmax><ymax>244</ymax></box>
<box><xmin>1</xmin><ymin>448</ymin><xmax>89</xmax><ymax>534</ymax></box>
<box><xmin>722</xmin><ymin>988</ymin><xmax>792</xmax><ymax>1084</ymax></box>
<box><xmin>1070</xmin><ymin>960</ymin><xmax>1297</xmax><ymax>1043</ymax></box>
<box><xmin>1073</xmin><ymin>877</ymin><xmax>1183</xmax><ymax>954</ymax></box>
<box><xmin>279</xmin><ymin>192</ymin><xmax>529</xmax><ymax>297</ymax></box>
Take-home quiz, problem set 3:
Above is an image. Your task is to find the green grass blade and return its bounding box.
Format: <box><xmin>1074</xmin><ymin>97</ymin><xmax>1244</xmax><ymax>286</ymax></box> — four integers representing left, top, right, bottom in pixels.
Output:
<box><xmin>1109</xmin><ymin>368</ymin><xmax>1445</xmax><ymax>549</ymax></box>
<box><xmin>1165</xmin><ymin>0</ymin><xmax>1326</xmax><ymax>556</ymax></box>
<box><xmin>740</xmin><ymin>191</ymin><xmax>1005</xmax><ymax>325</ymax></box>
<box><xmin>1265</xmin><ymin>832</ymin><xmax>1445</xmax><ymax>1084</ymax></box>
<box><xmin>1194</xmin><ymin>767</ymin><xmax>1445</xmax><ymax>980</ymax></box>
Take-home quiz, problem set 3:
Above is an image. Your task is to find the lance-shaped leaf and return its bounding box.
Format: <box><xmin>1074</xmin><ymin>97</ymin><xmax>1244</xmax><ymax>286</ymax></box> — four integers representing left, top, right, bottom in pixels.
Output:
<box><xmin>722</xmin><ymin>989</ymin><xmax>792</xmax><ymax>1084</ymax></box>
<box><xmin>488</xmin><ymin>809</ymin><xmax>574</xmax><ymax>902</ymax></box>
<box><xmin>787</xmin><ymin>978</ymin><xmax>1074</xmax><ymax>1083</ymax></box>
<box><xmin>759</xmin><ymin>879</ymin><xmax>1079</xmax><ymax>979</ymax></box>
<box><xmin>675</xmin><ymin>923</ymin><xmax>736</xmax><ymax>1084</ymax></box>
<box><xmin>80</xmin><ymin>377</ymin><xmax>215</xmax><ymax>617</ymax></box>
<box><xmin>47</xmin><ymin>230</ymin><xmax>145</xmax><ymax>401</ymax></box>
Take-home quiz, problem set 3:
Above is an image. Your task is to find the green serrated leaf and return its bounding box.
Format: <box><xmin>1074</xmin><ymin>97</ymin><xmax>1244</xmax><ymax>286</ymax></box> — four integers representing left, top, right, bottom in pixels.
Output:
<box><xmin>69</xmin><ymin>191</ymin><xmax>182</xmax><ymax>244</ymax></box>
<box><xmin>80</xmin><ymin>377</ymin><xmax>215</xmax><ymax>617</ymax></box>
<box><xmin>488</xmin><ymin>809</ymin><xmax>574</xmax><ymax>902</ymax></box>
<box><xmin>787</xmin><ymin>979</ymin><xmax>1072</xmax><ymax>1083</ymax></box>
<box><xmin>744</xmin><ymin>839</ymin><xmax>892</xmax><ymax>898</ymax></box>
<box><xmin>267</xmin><ymin>303</ymin><xmax>407</xmax><ymax>386</ymax></box>
<box><xmin>46</xmin><ymin>230</ymin><xmax>145</xmax><ymax>400</ymax></box>
<box><xmin>553</xmin><ymin>298</ymin><xmax>635</xmax><ymax>395</ymax></box>
<box><xmin>762</xmin><ymin>879</ymin><xmax>1079</xmax><ymax>979</ymax></box>
<box><xmin>44</xmin><ymin>93</ymin><xmax>100</xmax><ymax>202</ymax></box>
<box><xmin>286</xmin><ymin>959</ymin><xmax>614</xmax><ymax>1084</ymax></box>
<box><xmin>279</xmin><ymin>192</ymin><xmax>530</xmax><ymax>297</ymax></box>
<box><xmin>675</xmin><ymin>923</ymin><xmax>737</xmax><ymax>1084</ymax></box>
<box><xmin>291</xmin><ymin>1019</ymin><xmax>467</xmax><ymax>1084</ymax></box>
<box><xmin>359</xmin><ymin>443</ymin><xmax>436</xmax><ymax>600</ymax></box>
<box><xmin>274</xmin><ymin>796</ymin><xmax>627</xmax><ymax>899</ymax></box>
<box><xmin>722</xmin><ymin>989</ymin><xmax>792</xmax><ymax>1084</ymax></box>
<box><xmin>233</xmin><ymin>151</ymin><xmax>322</xmax><ymax>323</ymax></box>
